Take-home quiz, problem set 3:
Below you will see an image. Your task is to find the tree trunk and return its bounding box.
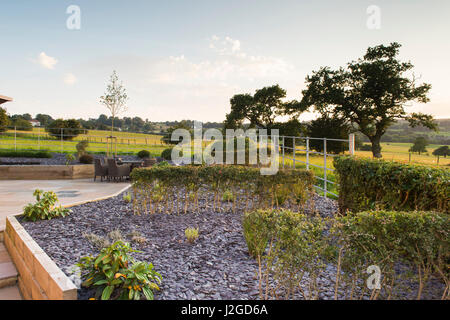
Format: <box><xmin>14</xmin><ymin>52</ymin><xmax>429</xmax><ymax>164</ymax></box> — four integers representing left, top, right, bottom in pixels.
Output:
<box><xmin>370</xmin><ymin>135</ymin><xmax>382</xmax><ymax>158</ymax></box>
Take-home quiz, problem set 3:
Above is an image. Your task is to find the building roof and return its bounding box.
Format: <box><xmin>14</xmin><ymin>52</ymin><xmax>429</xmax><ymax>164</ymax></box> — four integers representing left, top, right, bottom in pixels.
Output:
<box><xmin>0</xmin><ymin>95</ymin><xmax>13</xmax><ymax>105</ymax></box>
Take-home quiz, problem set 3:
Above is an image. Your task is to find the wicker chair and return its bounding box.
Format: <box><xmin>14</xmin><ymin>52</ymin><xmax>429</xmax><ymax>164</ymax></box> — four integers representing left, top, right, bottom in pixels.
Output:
<box><xmin>107</xmin><ymin>158</ymin><xmax>131</xmax><ymax>181</ymax></box>
<box><xmin>94</xmin><ymin>158</ymin><xmax>108</xmax><ymax>182</ymax></box>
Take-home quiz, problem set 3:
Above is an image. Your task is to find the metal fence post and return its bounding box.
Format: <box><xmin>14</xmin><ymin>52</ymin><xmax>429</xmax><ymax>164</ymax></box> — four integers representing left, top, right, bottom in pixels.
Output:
<box><xmin>38</xmin><ymin>127</ymin><xmax>40</xmax><ymax>150</ymax></box>
<box><xmin>324</xmin><ymin>138</ymin><xmax>327</xmax><ymax>198</ymax></box>
<box><xmin>306</xmin><ymin>137</ymin><xmax>310</xmax><ymax>170</ymax></box>
<box><xmin>282</xmin><ymin>136</ymin><xmax>285</xmax><ymax>169</ymax></box>
<box><xmin>293</xmin><ymin>137</ymin><xmax>296</xmax><ymax>168</ymax></box>
<box><xmin>14</xmin><ymin>126</ymin><xmax>17</xmax><ymax>151</ymax></box>
<box><xmin>61</xmin><ymin>128</ymin><xmax>64</xmax><ymax>153</ymax></box>
<box><xmin>349</xmin><ymin>133</ymin><xmax>355</xmax><ymax>155</ymax></box>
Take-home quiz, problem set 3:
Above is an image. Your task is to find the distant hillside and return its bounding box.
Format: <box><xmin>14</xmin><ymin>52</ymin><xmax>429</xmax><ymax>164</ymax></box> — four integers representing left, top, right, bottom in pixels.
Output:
<box><xmin>356</xmin><ymin>119</ymin><xmax>450</xmax><ymax>145</ymax></box>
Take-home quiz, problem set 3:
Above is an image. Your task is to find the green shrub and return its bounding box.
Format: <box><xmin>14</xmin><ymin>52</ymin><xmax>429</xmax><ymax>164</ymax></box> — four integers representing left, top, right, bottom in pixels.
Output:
<box><xmin>161</xmin><ymin>147</ymin><xmax>175</xmax><ymax>160</ymax></box>
<box><xmin>137</xmin><ymin>150</ymin><xmax>151</xmax><ymax>159</ymax></box>
<box><xmin>123</xmin><ymin>192</ymin><xmax>132</xmax><ymax>203</ymax></box>
<box><xmin>334</xmin><ymin>156</ymin><xmax>450</xmax><ymax>214</ymax></box>
<box><xmin>242</xmin><ymin>209</ymin><xmax>328</xmax><ymax>299</ymax></box>
<box><xmin>76</xmin><ymin>140</ymin><xmax>89</xmax><ymax>157</ymax></box>
<box><xmin>65</xmin><ymin>154</ymin><xmax>75</xmax><ymax>165</ymax></box>
<box><xmin>130</xmin><ymin>165</ymin><xmax>314</xmax><ymax>215</ymax></box>
<box><xmin>332</xmin><ymin>210</ymin><xmax>449</xmax><ymax>300</ymax></box>
<box><xmin>0</xmin><ymin>150</ymin><xmax>52</xmax><ymax>158</ymax></box>
<box><xmin>77</xmin><ymin>241</ymin><xmax>162</xmax><ymax>300</ymax></box>
<box><xmin>79</xmin><ymin>154</ymin><xmax>94</xmax><ymax>164</ymax></box>
<box><xmin>185</xmin><ymin>227</ymin><xmax>199</xmax><ymax>243</ymax></box>
<box><xmin>22</xmin><ymin>189</ymin><xmax>71</xmax><ymax>222</ymax></box>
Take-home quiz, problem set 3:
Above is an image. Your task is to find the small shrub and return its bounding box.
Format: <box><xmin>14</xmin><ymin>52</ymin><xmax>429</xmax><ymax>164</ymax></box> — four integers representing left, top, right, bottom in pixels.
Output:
<box><xmin>76</xmin><ymin>140</ymin><xmax>89</xmax><ymax>157</ymax></box>
<box><xmin>161</xmin><ymin>148</ymin><xmax>173</xmax><ymax>160</ymax></box>
<box><xmin>123</xmin><ymin>192</ymin><xmax>132</xmax><ymax>203</ymax></box>
<box><xmin>222</xmin><ymin>189</ymin><xmax>234</xmax><ymax>202</ymax></box>
<box><xmin>79</xmin><ymin>154</ymin><xmax>94</xmax><ymax>164</ymax></box>
<box><xmin>77</xmin><ymin>241</ymin><xmax>162</xmax><ymax>300</ymax></box>
<box><xmin>137</xmin><ymin>150</ymin><xmax>151</xmax><ymax>159</ymax></box>
<box><xmin>185</xmin><ymin>227</ymin><xmax>199</xmax><ymax>243</ymax></box>
<box><xmin>83</xmin><ymin>233</ymin><xmax>110</xmax><ymax>250</ymax></box>
<box><xmin>65</xmin><ymin>154</ymin><xmax>75</xmax><ymax>165</ymax></box>
<box><xmin>108</xmin><ymin>229</ymin><xmax>124</xmax><ymax>243</ymax></box>
<box><xmin>22</xmin><ymin>189</ymin><xmax>71</xmax><ymax>222</ymax></box>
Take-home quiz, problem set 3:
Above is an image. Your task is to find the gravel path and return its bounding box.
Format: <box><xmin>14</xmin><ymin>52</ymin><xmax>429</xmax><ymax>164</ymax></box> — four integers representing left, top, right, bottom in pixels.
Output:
<box><xmin>0</xmin><ymin>153</ymin><xmax>141</xmax><ymax>165</ymax></box>
<box><xmin>19</xmin><ymin>191</ymin><xmax>445</xmax><ymax>300</ymax></box>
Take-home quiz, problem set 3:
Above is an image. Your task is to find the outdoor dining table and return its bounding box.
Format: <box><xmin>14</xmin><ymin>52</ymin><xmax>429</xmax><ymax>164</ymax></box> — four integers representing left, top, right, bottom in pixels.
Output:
<box><xmin>117</xmin><ymin>160</ymin><xmax>144</xmax><ymax>170</ymax></box>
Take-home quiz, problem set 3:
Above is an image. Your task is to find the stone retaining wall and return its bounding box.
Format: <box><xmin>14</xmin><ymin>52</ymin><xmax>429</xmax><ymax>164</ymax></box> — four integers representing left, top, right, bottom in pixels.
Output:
<box><xmin>0</xmin><ymin>164</ymin><xmax>94</xmax><ymax>180</ymax></box>
<box><xmin>4</xmin><ymin>216</ymin><xmax>77</xmax><ymax>300</ymax></box>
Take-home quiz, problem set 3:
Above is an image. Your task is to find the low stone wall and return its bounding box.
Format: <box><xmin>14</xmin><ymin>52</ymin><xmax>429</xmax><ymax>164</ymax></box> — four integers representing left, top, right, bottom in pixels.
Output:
<box><xmin>0</xmin><ymin>164</ymin><xmax>94</xmax><ymax>180</ymax></box>
<box><xmin>4</xmin><ymin>216</ymin><xmax>77</xmax><ymax>300</ymax></box>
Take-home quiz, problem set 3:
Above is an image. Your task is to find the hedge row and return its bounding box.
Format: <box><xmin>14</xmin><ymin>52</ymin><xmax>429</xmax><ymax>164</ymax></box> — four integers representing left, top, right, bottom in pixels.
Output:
<box><xmin>130</xmin><ymin>165</ymin><xmax>314</xmax><ymax>215</ymax></box>
<box><xmin>0</xmin><ymin>150</ymin><xmax>52</xmax><ymax>158</ymax></box>
<box><xmin>334</xmin><ymin>156</ymin><xmax>449</xmax><ymax>214</ymax></box>
<box><xmin>243</xmin><ymin>209</ymin><xmax>449</xmax><ymax>300</ymax></box>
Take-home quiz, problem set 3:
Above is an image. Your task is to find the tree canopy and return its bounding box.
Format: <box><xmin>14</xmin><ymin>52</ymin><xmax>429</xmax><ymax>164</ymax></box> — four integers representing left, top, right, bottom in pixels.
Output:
<box><xmin>298</xmin><ymin>42</ymin><xmax>436</xmax><ymax>158</ymax></box>
<box><xmin>224</xmin><ymin>84</ymin><xmax>305</xmax><ymax>130</ymax></box>
<box><xmin>409</xmin><ymin>136</ymin><xmax>429</xmax><ymax>155</ymax></box>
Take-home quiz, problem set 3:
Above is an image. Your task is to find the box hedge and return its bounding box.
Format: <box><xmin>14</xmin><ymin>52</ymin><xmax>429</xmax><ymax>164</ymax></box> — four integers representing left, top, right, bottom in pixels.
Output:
<box><xmin>334</xmin><ymin>156</ymin><xmax>449</xmax><ymax>214</ymax></box>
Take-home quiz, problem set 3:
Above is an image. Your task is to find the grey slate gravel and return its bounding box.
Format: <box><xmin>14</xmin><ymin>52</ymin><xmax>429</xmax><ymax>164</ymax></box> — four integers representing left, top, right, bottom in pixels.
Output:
<box><xmin>19</xmin><ymin>192</ymin><xmax>445</xmax><ymax>300</ymax></box>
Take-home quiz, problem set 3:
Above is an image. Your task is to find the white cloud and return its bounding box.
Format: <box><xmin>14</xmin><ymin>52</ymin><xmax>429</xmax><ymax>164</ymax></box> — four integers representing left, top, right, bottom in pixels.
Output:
<box><xmin>36</xmin><ymin>52</ymin><xmax>58</xmax><ymax>69</ymax></box>
<box><xmin>63</xmin><ymin>73</ymin><xmax>77</xmax><ymax>85</ymax></box>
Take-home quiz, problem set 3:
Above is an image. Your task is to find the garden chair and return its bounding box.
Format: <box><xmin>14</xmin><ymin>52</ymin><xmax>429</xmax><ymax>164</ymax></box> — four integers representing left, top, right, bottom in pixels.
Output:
<box><xmin>107</xmin><ymin>158</ymin><xmax>131</xmax><ymax>181</ymax></box>
<box><xmin>94</xmin><ymin>158</ymin><xmax>109</xmax><ymax>182</ymax></box>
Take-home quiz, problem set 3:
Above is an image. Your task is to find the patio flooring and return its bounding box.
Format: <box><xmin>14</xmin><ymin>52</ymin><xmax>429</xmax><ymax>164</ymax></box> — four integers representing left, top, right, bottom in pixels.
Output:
<box><xmin>0</xmin><ymin>179</ymin><xmax>130</xmax><ymax>232</ymax></box>
<box><xmin>0</xmin><ymin>179</ymin><xmax>130</xmax><ymax>300</ymax></box>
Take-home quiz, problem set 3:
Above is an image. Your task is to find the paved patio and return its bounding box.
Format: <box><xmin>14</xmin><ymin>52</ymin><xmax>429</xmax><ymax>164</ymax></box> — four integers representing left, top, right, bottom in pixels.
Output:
<box><xmin>0</xmin><ymin>179</ymin><xmax>130</xmax><ymax>232</ymax></box>
<box><xmin>0</xmin><ymin>179</ymin><xmax>130</xmax><ymax>300</ymax></box>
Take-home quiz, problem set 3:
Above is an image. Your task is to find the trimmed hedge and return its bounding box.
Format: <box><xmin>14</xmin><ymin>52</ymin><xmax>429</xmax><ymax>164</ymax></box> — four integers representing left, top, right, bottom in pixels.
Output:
<box><xmin>0</xmin><ymin>150</ymin><xmax>52</xmax><ymax>158</ymax></box>
<box><xmin>130</xmin><ymin>165</ymin><xmax>314</xmax><ymax>215</ymax></box>
<box><xmin>333</xmin><ymin>210</ymin><xmax>449</xmax><ymax>299</ymax></box>
<box><xmin>334</xmin><ymin>156</ymin><xmax>449</xmax><ymax>214</ymax></box>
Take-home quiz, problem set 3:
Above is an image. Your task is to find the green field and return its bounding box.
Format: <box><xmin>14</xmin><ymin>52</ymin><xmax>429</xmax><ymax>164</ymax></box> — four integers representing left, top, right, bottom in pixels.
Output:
<box><xmin>1</xmin><ymin>129</ymin><xmax>447</xmax><ymax>199</ymax></box>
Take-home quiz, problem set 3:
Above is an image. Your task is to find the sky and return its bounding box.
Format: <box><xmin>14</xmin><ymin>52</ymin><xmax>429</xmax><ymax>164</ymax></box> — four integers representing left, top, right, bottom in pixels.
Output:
<box><xmin>0</xmin><ymin>0</ymin><xmax>449</xmax><ymax>122</ymax></box>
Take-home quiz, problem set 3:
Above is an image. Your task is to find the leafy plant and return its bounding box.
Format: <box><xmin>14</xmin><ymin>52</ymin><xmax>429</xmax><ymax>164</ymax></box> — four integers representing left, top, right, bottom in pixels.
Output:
<box><xmin>123</xmin><ymin>192</ymin><xmax>132</xmax><ymax>203</ymax></box>
<box><xmin>65</xmin><ymin>154</ymin><xmax>75</xmax><ymax>165</ymax></box>
<box><xmin>77</xmin><ymin>241</ymin><xmax>162</xmax><ymax>300</ymax></box>
<box><xmin>185</xmin><ymin>227</ymin><xmax>199</xmax><ymax>243</ymax></box>
<box><xmin>22</xmin><ymin>189</ymin><xmax>71</xmax><ymax>222</ymax></box>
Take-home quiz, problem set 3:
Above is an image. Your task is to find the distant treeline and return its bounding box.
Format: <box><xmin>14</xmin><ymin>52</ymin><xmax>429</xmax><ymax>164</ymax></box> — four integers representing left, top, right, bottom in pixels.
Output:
<box><xmin>355</xmin><ymin>119</ymin><xmax>450</xmax><ymax>145</ymax></box>
<box><xmin>4</xmin><ymin>112</ymin><xmax>449</xmax><ymax>145</ymax></box>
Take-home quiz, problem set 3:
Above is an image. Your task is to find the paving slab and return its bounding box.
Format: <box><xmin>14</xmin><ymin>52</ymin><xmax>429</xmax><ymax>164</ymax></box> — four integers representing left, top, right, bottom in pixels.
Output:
<box><xmin>0</xmin><ymin>285</ymin><xmax>22</xmax><ymax>300</ymax></box>
<box><xmin>0</xmin><ymin>179</ymin><xmax>130</xmax><ymax>232</ymax></box>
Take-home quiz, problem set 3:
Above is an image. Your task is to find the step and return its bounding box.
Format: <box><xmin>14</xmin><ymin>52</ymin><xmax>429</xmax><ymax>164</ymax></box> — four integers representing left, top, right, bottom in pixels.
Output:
<box><xmin>0</xmin><ymin>243</ymin><xmax>18</xmax><ymax>289</ymax></box>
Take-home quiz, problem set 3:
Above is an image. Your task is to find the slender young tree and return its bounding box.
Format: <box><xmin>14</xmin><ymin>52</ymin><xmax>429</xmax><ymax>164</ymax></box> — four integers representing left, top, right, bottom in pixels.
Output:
<box><xmin>99</xmin><ymin>71</ymin><xmax>128</xmax><ymax>136</ymax></box>
<box><xmin>298</xmin><ymin>43</ymin><xmax>437</xmax><ymax>158</ymax></box>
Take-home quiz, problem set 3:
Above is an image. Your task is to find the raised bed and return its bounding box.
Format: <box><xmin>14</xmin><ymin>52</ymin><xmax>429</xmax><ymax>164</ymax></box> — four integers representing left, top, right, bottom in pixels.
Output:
<box><xmin>0</xmin><ymin>164</ymin><xmax>94</xmax><ymax>180</ymax></box>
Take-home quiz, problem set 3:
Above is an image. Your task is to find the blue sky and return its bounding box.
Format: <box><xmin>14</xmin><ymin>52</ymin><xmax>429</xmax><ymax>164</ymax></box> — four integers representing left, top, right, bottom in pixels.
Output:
<box><xmin>1</xmin><ymin>0</ymin><xmax>449</xmax><ymax>122</ymax></box>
